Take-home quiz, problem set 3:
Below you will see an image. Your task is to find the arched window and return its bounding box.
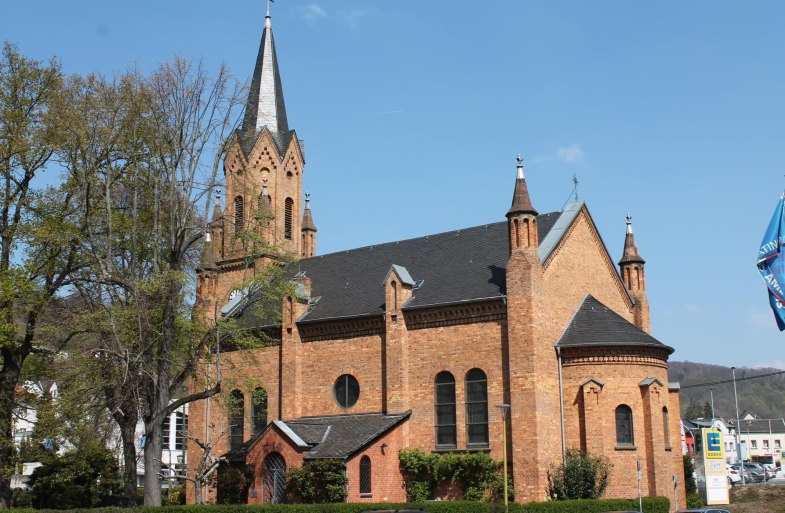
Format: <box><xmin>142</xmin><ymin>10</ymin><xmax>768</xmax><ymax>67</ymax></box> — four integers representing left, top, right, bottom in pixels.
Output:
<box><xmin>252</xmin><ymin>387</ymin><xmax>268</xmax><ymax>436</ymax></box>
<box><xmin>662</xmin><ymin>407</ymin><xmax>671</xmax><ymax>448</ymax></box>
<box><xmin>262</xmin><ymin>452</ymin><xmax>286</xmax><ymax>503</ymax></box>
<box><xmin>359</xmin><ymin>455</ymin><xmax>372</xmax><ymax>494</ymax></box>
<box><xmin>465</xmin><ymin>368</ymin><xmax>489</xmax><ymax>446</ymax></box>
<box><xmin>434</xmin><ymin>371</ymin><xmax>456</xmax><ymax>448</ymax></box>
<box><xmin>228</xmin><ymin>389</ymin><xmax>244</xmax><ymax>450</ymax></box>
<box><xmin>234</xmin><ymin>196</ymin><xmax>244</xmax><ymax>231</ymax></box>
<box><xmin>284</xmin><ymin>197</ymin><xmax>293</xmax><ymax>239</ymax></box>
<box><xmin>615</xmin><ymin>404</ymin><xmax>634</xmax><ymax>446</ymax></box>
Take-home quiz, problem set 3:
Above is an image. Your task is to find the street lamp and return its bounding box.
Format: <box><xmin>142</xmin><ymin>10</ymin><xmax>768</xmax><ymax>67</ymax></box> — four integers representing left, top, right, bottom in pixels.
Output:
<box><xmin>732</xmin><ymin>367</ymin><xmax>745</xmax><ymax>483</ymax></box>
<box><xmin>709</xmin><ymin>387</ymin><xmax>715</xmax><ymax>420</ymax></box>
<box><xmin>496</xmin><ymin>403</ymin><xmax>510</xmax><ymax>513</ymax></box>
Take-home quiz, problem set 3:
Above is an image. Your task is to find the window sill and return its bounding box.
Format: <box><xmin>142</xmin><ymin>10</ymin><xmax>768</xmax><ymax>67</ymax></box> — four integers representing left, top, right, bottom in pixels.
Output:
<box><xmin>360</xmin><ymin>493</ymin><xmax>372</xmax><ymax>499</ymax></box>
<box><xmin>665</xmin><ymin>445</ymin><xmax>672</xmax><ymax>452</ymax></box>
<box><xmin>615</xmin><ymin>445</ymin><xmax>637</xmax><ymax>451</ymax></box>
<box><xmin>433</xmin><ymin>446</ymin><xmax>491</xmax><ymax>453</ymax></box>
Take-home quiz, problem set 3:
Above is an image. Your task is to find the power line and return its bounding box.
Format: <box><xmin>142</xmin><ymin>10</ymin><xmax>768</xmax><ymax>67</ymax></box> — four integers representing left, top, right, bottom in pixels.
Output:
<box><xmin>680</xmin><ymin>369</ymin><xmax>785</xmax><ymax>390</ymax></box>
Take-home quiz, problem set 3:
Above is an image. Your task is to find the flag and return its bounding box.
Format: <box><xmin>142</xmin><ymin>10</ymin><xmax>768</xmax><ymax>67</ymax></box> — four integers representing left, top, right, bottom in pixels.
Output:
<box><xmin>757</xmin><ymin>192</ymin><xmax>785</xmax><ymax>330</ymax></box>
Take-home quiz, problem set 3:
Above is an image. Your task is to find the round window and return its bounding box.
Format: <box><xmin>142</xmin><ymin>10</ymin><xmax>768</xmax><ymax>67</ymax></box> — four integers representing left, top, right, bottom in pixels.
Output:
<box><xmin>334</xmin><ymin>374</ymin><xmax>360</xmax><ymax>408</ymax></box>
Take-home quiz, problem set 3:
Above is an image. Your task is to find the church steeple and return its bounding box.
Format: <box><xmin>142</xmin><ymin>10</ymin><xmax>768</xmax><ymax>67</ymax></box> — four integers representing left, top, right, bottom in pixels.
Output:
<box><xmin>301</xmin><ymin>192</ymin><xmax>317</xmax><ymax>258</ymax></box>
<box><xmin>241</xmin><ymin>2</ymin><xmax>289</xmax><ymax>142</ymax></box>
<box><xmin>618</xmin><ymin>214</ymin><xmax>650</xmax><ymax>333</ymax></box>
<box><xmin>506</xmin><ymin>155</ymin><xmax>538</xmax><ymax>254</ymax></box>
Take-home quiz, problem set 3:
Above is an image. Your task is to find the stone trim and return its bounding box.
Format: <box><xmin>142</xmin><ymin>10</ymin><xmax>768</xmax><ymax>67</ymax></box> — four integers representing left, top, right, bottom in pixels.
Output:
<box><xmin>405</xmin><ymin>301</ymin><xmax>506</xmax><ymax>330</ymax></box>
<box><xmin>299</xmin><ymin>317</ymin><xmax>384</xmax><ymax>342</ymax></box>
<box><xmin>561</xmin><ymin>347</ymin><xmax>669</xmax><ymax>368</ymax></box>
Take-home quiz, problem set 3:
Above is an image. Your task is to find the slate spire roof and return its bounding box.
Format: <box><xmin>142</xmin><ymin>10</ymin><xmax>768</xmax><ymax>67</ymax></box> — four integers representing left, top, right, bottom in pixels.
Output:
<box><xmin>557</xmin><ymin>295</ymin><xmax>672</xmax><ymax>353</ymax></box>
<box><xmin>302</xmin><ymin>193</ymin><xmax>316</xmax><ymax>232</ymax></box>
<box><xmin>618</xmin><ymin>213</ymin><xmax>645</xmax><ymax>265</ymax></box>
<box><xmin>240</xmin><ymin>7</ymin><xmax>292</xmax><ymax>154</ymax></box>
<box><xmin>507</xmin><ymin>155</ymin><xmax>538</xmax><ymax>217</ymax></box>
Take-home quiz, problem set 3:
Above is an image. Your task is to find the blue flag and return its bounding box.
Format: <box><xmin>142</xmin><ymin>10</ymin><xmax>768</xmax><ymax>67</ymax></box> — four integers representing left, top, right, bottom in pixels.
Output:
<box><xmin>757</xmin><ymin>192</ymin><xmax>785</xmax><ymax>330</ymax></box>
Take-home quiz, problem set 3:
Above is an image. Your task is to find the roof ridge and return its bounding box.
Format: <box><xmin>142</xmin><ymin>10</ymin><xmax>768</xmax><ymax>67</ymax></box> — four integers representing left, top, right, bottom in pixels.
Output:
<box><xmin>298</xmin><ymin>212</ymin><xmax>562</xmax><ymax>263</ymax></box>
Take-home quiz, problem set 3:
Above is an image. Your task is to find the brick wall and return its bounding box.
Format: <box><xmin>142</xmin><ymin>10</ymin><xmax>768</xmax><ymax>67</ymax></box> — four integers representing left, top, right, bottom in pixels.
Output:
<box><xmin>345</xmin><ymin>423</ymin><xmax>407</xmax><ymax>503</ymax></box>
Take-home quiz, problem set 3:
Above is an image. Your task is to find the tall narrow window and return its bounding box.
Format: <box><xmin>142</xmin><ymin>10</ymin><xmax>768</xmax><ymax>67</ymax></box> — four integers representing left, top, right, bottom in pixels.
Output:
<box><xmin>465</xmin><ymin>368</ymin><xmax>489</xmax><ymax>446</ymax></box>
<box><xmin>359</xmin><ymin>455</ymin><xmax>372</xmax><ymax>494</ymax></box>
<box><xmin>252</xmin><ymin>387</ymin><xmax>268</xmax><ymax>436</ymax></box>
<box><xmin>228</xmin><ymin>389</ymin><xmax>244</xmax><ymax>450</ymax></box>
<box><xmin>284</xmin><ymin>197</ymin><xmax>293</xmax><ymax>239</ymax></box>
<box><xmin>175</xmin><ymin>412</ymin><xmax>188</xmax><ymax>451</ymax></box>
<box><xmin>615</xmin><ymin>404</ymin><xmax>634</xmax><ymax>446</ymax></box>
<box><xmin>434</xmin><ymin>371</ymin><xmax>456</xmax><ymax>447</ymax></box>
<box><xmin>162</xmin><ymin>415</ymin><xmax>171</xmax><ymax>449</ymax></box>
<box><xmin>662</xmin><ymin>407</ymin><xmax>670</xmax><ymax>448</ymax></box>
<box><xmin>234</xmin><ymin>196</ymin><xmax>244</xmax><ymax>231</ymax></box>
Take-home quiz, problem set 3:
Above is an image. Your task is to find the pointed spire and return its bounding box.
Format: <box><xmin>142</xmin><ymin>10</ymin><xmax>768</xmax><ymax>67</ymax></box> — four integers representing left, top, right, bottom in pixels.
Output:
<box><xmin>618</xmin><ymin>213</ymin><xmax>645</xmax><ymax>265</ymax></box>
<box><xmin>242</xmin><ymin>3</ymin><xmax>289</xmax><ymax>140</ymax></box>
<box><xmin>301</xmin><ymin>192</ymin><xmax>317</xmax><ymax>232</ymax></box>
<box><xmin>506</xmin><ymin>154</ymin><xmax>538</xmax><ymax>217</ymax></box>
<box><xmin>210</xmin><ymin>189</ymin><xmax>223</xmax><ymax>226</ymax></box>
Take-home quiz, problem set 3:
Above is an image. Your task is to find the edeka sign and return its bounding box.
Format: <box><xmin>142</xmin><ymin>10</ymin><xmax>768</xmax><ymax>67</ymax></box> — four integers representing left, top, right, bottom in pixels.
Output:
<box><xmin>700</xmin><ymin>428</ymin><xmax>729</xmax><ymax>505</ymax></box>
<box><xmin>703</xmin><ymin>429</ymin><xmax>724</xmax><ymax>460</ymax></box>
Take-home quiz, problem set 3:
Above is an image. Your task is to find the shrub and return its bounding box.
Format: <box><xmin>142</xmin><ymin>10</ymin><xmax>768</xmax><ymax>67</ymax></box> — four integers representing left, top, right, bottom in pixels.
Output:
<box><xmin>683</xmin><ymin>455</ymin><xmax>697</xmax><ymax>495</ymax></box>
<box><xmin>686</xmin><ymin>492</ymin><xmax>703</xmax><ymax>508</ymax></box>
<box><xmin>216</xmin><ymin>466</ymin><xmax>247</xmax><ymax>504</ymax></box>
<box><xmin>285</xmin><ymin>459</ymin><xmax>348</xmax><ymax>503</ymax></box>
<box><xmin>547</xmin><ymin>448</ymin><xmax>612</xmax><ymax>500</ymax></box>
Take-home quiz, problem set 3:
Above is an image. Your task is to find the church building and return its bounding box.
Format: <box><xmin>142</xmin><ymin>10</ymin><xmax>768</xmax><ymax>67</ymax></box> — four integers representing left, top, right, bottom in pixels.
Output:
<box><xmin>188</xmin><ymin>8</ymin><xmax>686</xmax><ymax>506</ymax></box>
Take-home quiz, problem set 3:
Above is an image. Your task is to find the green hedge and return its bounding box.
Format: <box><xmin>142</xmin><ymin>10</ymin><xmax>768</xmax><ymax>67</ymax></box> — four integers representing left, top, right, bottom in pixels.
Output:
<box><xmin>25</xmin><ymin>496</ymin><xmax>669</xmax><ymax>513</ymax></box>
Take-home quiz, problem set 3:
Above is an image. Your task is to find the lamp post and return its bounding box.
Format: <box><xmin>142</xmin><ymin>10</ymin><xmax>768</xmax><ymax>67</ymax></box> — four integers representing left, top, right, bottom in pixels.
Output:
<box><xmin>709</xmin><ymin>387</ymin><xmax>715</xmax><ymax>420</ymax></box>
<box><xmin>496</xmin><ymin>403</ymin><xmax>510</xmax><ymax>513</ymax></box>
<box><xmin>732</xmin><ymin>367</ymin><xmax>745</xmax><ymax>483</ymax></box>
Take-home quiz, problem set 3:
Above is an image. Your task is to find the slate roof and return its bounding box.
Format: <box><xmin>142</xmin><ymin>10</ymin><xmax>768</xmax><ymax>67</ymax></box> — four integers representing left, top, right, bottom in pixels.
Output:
<box><xmin>262</xmin><ymin>211</ymin><xmax>563</xmax><ymax>325</ymax></box>
<box><xmin>557</xmin><ymin>295</ymin><xmax>673</xmax><ymax>353</ymax></box>
<box><xmin>727</xmin><ymin>418</ymin><xmax>785</xmax><ymax>434</ymax></box>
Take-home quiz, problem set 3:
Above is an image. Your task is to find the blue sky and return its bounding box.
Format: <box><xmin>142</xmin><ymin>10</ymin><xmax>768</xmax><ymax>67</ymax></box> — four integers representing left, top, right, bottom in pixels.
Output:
<box><xmin>3</xmin><ymin>1</ymin><xmax>785</xmax><ymax>370</ymax></box>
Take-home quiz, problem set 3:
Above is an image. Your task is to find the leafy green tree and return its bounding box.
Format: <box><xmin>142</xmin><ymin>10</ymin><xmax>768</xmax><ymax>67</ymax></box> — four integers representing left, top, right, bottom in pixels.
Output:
<box><xmin>286</xmin><ymin>459</ymin><xmax>348</xmax><ymax>503</ymax></box>
<box><xmin>0</xmin><ymin>42</ymin><xmax>89</xmax><ymax>508</ymax></box>
<box><xmin>548</xmin><ymin>448</ymin><xmax>612</xmax><ymax>500</ymax></box>
<box><xmin>27</xmin><ymin>444</ymin><xmax>122</xmax><ymax>509</ymax></box>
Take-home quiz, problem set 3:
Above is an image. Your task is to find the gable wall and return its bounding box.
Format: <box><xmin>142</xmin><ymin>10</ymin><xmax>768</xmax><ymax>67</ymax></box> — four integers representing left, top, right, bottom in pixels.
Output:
<box><xmin>345</xmin><ymin>423</ymin><xmax>407</xmax><ymax>502</ymax></box>
<box><xmin>246</xmin><ymin>425</ymin><xmax>305</xmax><ymax>504</ymax></box>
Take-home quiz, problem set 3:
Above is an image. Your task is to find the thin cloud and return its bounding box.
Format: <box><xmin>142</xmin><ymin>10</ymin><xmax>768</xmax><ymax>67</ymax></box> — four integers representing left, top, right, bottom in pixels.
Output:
<box><xmin>557</xmin><ymin>144</ymin><xmax>585</xmax><ymax>164</ymax></box>
<box><xmin>301</xmin><ymin>4</ymin><xmax>327</xmax><ymax>22</ymax></box>
<box><xmin>342</xmin><ymin>8</ymin><xmax>365</xmax><ymax>27</ymax></box>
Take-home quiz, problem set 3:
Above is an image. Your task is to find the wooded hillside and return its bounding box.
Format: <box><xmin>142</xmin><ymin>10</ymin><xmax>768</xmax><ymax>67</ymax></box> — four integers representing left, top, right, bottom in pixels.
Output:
<box><xmin>669</xmin><ymin>361</ymin><xmax>785</xmax><ymax>420</ymax></box>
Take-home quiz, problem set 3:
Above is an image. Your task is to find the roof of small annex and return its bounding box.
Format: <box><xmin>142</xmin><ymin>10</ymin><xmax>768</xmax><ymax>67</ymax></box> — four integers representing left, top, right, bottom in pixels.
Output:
<box><xmin>557</xmin><ymin>294</ymin><xmax>673</xmax><ymax>353</ymax></box>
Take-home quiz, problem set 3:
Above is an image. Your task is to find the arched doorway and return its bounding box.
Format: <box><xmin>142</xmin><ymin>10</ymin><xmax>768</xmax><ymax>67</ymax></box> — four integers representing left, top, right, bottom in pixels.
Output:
<box><xmin>262</xmin><ymin>452</ymin><xmax>286</xmax><ymax>503</ymax></box>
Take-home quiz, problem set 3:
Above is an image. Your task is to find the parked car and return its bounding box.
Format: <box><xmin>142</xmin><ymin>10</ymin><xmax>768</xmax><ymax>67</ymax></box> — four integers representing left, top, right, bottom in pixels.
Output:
<box><xmin>676</xmin><ymin>509</ymin><xmax>731</xmax><ymax>513</ymax></box>
<box><xmin>727</xmin><ymin>464</ymin><xmax>741</xmax><ymax>485</ymax></box>
<box><xmin>745</xmin><ymin>461</ymin><xmax>775</xmax><ymax>480</ymax></box>
<box><xmin>730</xmin><ymin>463</ymin><xmax>754</xmax><ymax>483</ymax></box>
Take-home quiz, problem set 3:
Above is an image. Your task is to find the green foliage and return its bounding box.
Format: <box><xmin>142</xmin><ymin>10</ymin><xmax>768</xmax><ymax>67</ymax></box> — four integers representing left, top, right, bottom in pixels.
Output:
<box><xmin>27</xmin><ymin>444</ymin><xmax>122</xmax><ymax>509</ymax></box>
<box><xmin>216</xmin><ymin>466</ymin><xmax>247</xmax><ymax>504</ymax></box>
<box><xmin>547</xmin><ymin>448</ymin><xmax>612</xmax><ymax>500</ymax></box>
<box><xmin>682</xmin><ymin>455</ymin><xmax>697</xmax><ymax>495</ymax></box>
<box><xmin>11</xmin><ymin>487</ymin><xmax>32</xmax><ymax>507</ymax></box>
<box><xmin>285</xmin><ymin>459</ymin><xmax>348</xmax><ymax>504</ymax></box>
<box><xmin>686</xmin><ymin>492</ymin><xmax>703</xmax><ymax>508</ymax></box>
<box><xmin>398</xmin><ymin>448</ymin><xmax>509</xmax><ymax>502</ymax></box>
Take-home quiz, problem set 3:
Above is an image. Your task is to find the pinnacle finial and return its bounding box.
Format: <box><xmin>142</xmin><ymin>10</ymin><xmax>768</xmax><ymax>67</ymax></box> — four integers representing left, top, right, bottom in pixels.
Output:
<box><xmin>516</xmin><ymin>154</ymin><xmax>525</xmax><ymax>180</ymax></box>
<box><xmin>262</xmin><ymin>178</ymin><xmax>269</xmax><ymax>196</ymax></box>
<box><xmin>305</xmin><ymin>192</ymin><xmax>311</xmax><ymax>208</ymax></box>
<box><xmin>626</xmin><ymin>213</ymin><xmax>633</xmax><ymax>234</ymax></box>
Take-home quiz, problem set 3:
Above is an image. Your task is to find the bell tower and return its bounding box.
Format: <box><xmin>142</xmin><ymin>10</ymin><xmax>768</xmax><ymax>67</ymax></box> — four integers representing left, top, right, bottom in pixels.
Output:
<box><xmin>196</xmin><ymin>4</ymin><xmax>312</xmax><ymax>321</ymax></box>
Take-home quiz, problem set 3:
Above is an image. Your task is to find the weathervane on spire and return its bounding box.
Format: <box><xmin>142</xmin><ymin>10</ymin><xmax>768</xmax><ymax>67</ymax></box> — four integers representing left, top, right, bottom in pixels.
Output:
<box><xmin>266</xmin><ymin>0</ymin><xmax>274</xmax><ymax>17</ymax></box>
<box><xmin>572</xmin><ymin>174</ymin><xmax>579</xmax><ymax>201</ymax></box>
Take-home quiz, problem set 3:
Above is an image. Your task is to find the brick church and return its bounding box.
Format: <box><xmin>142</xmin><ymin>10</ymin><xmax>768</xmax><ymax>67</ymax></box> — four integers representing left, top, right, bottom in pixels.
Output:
<box><xmin>188</xmin><ymin>7</ymin><xmax>687</xmax><ymax>506</ymax></box>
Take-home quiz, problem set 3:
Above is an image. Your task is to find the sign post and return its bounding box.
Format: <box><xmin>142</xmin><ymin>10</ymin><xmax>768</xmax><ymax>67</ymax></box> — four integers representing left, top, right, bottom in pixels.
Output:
<box><xmin>701</xmin><ymin>428</ymin><xmax>729</xmax><ymax>505</ymax></box>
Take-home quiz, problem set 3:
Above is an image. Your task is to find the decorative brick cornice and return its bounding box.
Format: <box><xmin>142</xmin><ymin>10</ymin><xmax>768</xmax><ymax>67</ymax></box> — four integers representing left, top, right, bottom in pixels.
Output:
<box><xmin>561</xmin><ymin>346</ymin><xmax>669</xmax><ymax>368</ymax></box>
<box><xmin>405</xmin><ymin>300</ymin><xmax>506</xmax><ymax>330</ymax></box>
<box><xmin>299</xmin><ymin>317</ymin><xmax>384</xmax><ymax>342</ymax></box>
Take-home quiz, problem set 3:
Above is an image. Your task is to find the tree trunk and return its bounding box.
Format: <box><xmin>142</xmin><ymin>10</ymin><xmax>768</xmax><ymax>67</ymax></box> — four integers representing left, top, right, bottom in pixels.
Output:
<box><xmin>143</xmin><ymin>418</ymin><xmax>164</xmax><ymax>506</ymax></box>
<box><xmin>118</xmin><ymin>419</ymin><xmax>139</xmax><ymax>504</ymax></box>
<box><xmin>0</xmin><ymin>360</ymin><xmax>19</xmax><ymax>509</ymax></box>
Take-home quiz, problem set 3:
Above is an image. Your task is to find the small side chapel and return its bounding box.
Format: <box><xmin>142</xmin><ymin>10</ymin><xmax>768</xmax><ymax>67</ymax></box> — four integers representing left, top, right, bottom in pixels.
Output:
<box><xmin>188</xmin><ymin>7</ymin><xmax>686</xmax><ymax>506</ymax></box>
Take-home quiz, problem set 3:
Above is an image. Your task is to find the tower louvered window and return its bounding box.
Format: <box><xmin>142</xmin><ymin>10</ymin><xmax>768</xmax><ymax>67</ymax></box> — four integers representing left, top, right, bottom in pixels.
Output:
<box><xmin>284</xmin><ymin>197</ymin><xmax>293</xmax><ymax>239</ymax></box>
<box><xmin>434</xmin><ymin>371</ymin><xmax>456</xmax><ymax>447</ymax></box>
<box><xmin>234</xmin><ymin>196</ymin><xmax>244</xmax><ymax>231</ymax></box>
<box><xmin>228</xmin><ymin>389</ymin><xmax>244</xmax><ymax>450</ymax></box>
<box><xmin>465</xmin><ymin>368</ymin><xmax>489</xmax><ymax>446</ymax></box>
<box><xmin>662</xmin><ymin>407</ymin><xmax>670</xmax><ymax>448</ymax></box>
